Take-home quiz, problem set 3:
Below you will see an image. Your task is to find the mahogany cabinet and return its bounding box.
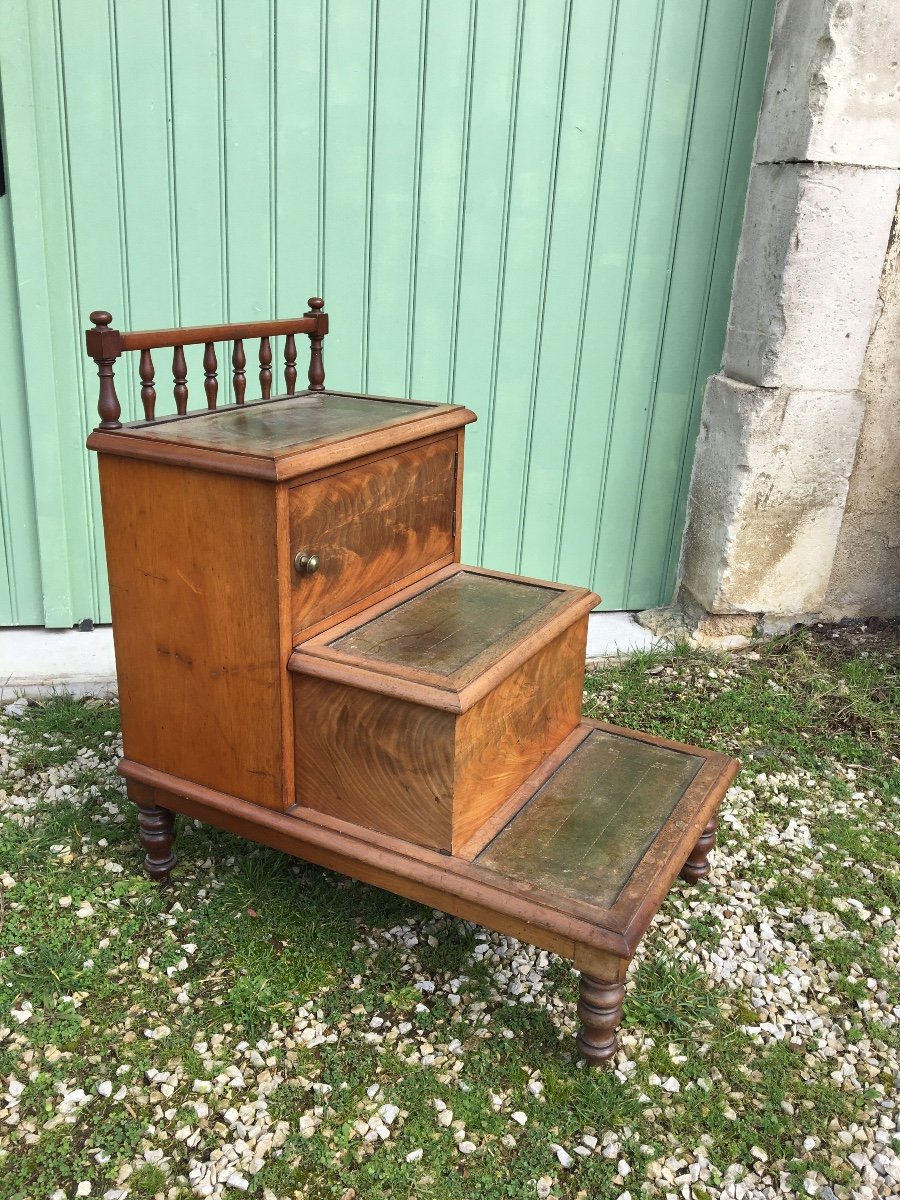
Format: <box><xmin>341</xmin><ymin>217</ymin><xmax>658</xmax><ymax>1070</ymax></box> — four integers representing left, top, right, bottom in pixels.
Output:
<box><xmin>85</xmin><ymin>302</ymin><xmax>738</xmax><ymax>1064</ymax></box>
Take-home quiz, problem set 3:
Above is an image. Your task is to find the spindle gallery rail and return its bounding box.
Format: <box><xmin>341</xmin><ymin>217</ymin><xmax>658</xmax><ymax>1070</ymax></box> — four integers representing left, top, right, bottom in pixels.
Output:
<box><xmin>85</xmin><ymin>299</ymin><xmax>329</xmax><ymax>429</ymax></box>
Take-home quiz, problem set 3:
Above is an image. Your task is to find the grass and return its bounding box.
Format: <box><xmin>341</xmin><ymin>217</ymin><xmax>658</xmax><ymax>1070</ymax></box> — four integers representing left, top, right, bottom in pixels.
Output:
<box><xmin>0</xmin><ymin>623</ymin><xmax>898</xmax><ymax>1199</ymax></box>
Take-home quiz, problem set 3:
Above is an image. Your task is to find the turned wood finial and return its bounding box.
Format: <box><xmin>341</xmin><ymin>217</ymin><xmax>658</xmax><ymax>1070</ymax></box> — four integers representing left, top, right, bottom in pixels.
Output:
<box><xmin>86</xmin><ymin>310</ymin><xmax>125</xmax><ymax>430</ymax></box>
<box><xmin>305</xmin><ymin>296</ymin><xmax>326</xmax><ymax>392</ymax></box>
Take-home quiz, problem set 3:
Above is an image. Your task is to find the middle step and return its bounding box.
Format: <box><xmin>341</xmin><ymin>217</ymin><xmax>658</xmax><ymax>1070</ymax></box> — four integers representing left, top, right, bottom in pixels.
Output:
<box><xmin>289</xmin><ymin>564</ymin><xmax>599</xmax><ymax>855</ymax></box>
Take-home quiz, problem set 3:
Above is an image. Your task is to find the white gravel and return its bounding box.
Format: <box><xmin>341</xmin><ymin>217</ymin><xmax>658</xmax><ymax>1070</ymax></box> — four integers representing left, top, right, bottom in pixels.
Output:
<box><xmin>1</xmin><ymin>670</ymin><xmax>898</xmax><ymax>1199</ymax></box>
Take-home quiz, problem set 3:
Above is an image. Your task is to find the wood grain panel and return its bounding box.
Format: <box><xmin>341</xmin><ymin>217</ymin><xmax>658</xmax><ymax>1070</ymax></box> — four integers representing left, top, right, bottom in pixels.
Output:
<box><xmin>293</xmin><ymin>605</ymin><xmax>587</xmax><ymax>854</ymax></box>
<box><xmin>452</xmin><ymin>618</ymin><xmax>586</xmax><ymax>853</ymax></box>
<box><xmin>289</xmin><ymin>437</ymin><xmax>457</xmax><ymax>639</ymax></box>
<box><xmin>454</xmin><ymin>724</ymin><xmax>593</xmax><ymax>861</ymax></box>
<box><xmin>98</xmin><ymin>455</ymin><xmax>288</xmax><ymax>809</ymax></box>
<box><xmin>294</xmin><ymin>676</ymin><xmax>455</xmax><ymax>850</ymax></box>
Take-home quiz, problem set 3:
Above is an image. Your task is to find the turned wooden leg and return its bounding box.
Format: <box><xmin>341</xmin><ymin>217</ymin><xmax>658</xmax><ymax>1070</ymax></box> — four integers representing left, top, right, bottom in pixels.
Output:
<box><xmin>680</xmin><ymin>812</ymin><xmax>718</xmax><ymax>883</ymax></box>
<box><xmin>137</xmin><ymin>801</ymin><xmax>177</xmax><ymax>880</ymax></box>
<box><xmin>576</xmin><ymin>974</ymin><xmax>626</xmax><ymax>1065</ymax></box>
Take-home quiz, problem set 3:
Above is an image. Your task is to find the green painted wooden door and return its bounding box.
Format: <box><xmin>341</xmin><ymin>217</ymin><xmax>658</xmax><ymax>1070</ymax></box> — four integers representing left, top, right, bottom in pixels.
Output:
<box><xmin>0</xmin><ymin>0</ymin><xmax>774</xmax><ymax>625</ymax></box>
<box><xmin>0</xmin><ymin>187</ymin><xmax>43</xmax><ymax>626</ymax></box>
<box><xmin>0</xmin><ymin>58</ymin><xmax>43</xmax><ymax>627</ymax></box>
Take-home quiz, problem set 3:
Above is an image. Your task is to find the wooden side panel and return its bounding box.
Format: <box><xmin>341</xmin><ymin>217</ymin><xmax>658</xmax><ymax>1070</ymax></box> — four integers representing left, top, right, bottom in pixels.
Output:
<box><xmin>452</xmin><ymin>618</ymin><xmax>586</xmax><ymax>854</ymax></box>
<box><xmin>289</xmin><ymin>437</ymin><xmax>456</xmax><ymax>639</ymax></box>
<box><xmin>294</xmin><ymin>675</ymin><xmax>455</xmax><ymax>851</ymax></box>
<box><xmin>99</xmin><ymin>455</ymin><xmax>287</xmax><ymax>810</ymax></box>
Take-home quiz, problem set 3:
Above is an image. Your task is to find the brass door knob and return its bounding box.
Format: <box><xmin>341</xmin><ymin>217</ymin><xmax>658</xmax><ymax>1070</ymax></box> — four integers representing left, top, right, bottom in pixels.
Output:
<box><xmin>293</xmin><ymin>551</ymin><xmax>320</xmax><ymax>576</ymax></box>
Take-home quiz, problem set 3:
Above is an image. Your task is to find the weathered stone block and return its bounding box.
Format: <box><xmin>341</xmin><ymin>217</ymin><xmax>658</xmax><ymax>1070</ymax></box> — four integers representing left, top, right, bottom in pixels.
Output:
<box><xmin>824</xmin><ymin>190</ymin><xmax>900</xmax><ymax>617</ymax></box>
<box><xmin>756</xmin><ymin>0</ymin><xmax>900</xmax><ymax>169</ymax></box>
<box><xmin>722</xmin><ymin>163</ymin><xmax>897</xmax><ymax>390</ymax></box>
<box><xmin>679</xmin><ymin>374</ymin><xmax>864</xmax><ymax>616</ymax></box>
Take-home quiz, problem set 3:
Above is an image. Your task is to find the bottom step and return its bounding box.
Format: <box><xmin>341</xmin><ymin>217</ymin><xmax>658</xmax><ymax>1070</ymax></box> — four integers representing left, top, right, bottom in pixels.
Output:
<box><xmin>120</xmin><ymin>719</ymin><xmax>738</xmax><ymax>1065</ymax></box>
<box><xmin>474</xmin><ymin>725</ymin><xmax>707</xmax><ymax>910</ymax></box>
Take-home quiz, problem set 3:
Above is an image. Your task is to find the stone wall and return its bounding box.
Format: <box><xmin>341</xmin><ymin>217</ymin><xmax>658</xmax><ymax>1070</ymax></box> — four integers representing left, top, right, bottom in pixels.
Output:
<box><xmin>670</xmin><ymin>0</ymin><xmax>900</xmax><ymax>629</ymax></box>
<box><xmin>823</xmin><ymin>190</ymin><xmax>900</xmax><ymax>618</ymax></box>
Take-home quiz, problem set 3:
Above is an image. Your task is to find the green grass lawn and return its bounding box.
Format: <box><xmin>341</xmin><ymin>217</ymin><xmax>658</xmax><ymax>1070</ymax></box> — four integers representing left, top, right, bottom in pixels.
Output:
<box><xmin>1</xmin><ymin>624</ymin><xmax>898</xmax><ymax>1200</ymax></box>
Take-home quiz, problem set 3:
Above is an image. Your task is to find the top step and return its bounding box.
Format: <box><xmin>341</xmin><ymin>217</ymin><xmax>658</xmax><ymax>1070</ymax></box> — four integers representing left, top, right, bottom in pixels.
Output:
<box><xmin>88</xmin><ymin>390</ymin><xmax>476</xmax><ymax>481</ymax></box>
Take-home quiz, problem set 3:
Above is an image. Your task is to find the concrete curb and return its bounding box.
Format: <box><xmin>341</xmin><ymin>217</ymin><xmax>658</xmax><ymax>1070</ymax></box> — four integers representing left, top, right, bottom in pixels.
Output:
<box><xmin>1</xmin><ymin>613</ymin><xmax>665</xmax><ymax>700</ymax></box>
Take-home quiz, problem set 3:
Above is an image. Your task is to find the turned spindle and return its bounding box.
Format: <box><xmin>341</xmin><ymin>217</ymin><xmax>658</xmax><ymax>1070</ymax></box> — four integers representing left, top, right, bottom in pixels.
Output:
<box><xmin>136</xmin><ymin>800</ymin><xmax>177</xmax><ymax>880</ymax></box>
<box><xmin>232</xmin><ymin>339</ymin><xmax>247</xmax><ymax>405</ymax></box>
<box><xmin>576</xmin><ymin>975</ymin><xmax>625</xmax><ymax>1065</ymax></box>
<box><xmin>284</xmin><ymin>333</ymin><xmax>298</xmax><ymax>394</ymax></box>
<box><xmin>86</xmin><ymin>310</ymin><xmax>124</xmax><ymax>429</ymax></box>
<box><xmin>305</xmin><ymin>297</ymin><xmax>326</xmax><ymax>392</ymax></box>
<box><xmin>172</xmin><ymin>345</ymin><xmax>188</xmax><ymax>414</ymax></box>
<box><xmin>259</xmin><ymin>335</ymin><xmax>273</xmax><ymax>399</ymax></box>
<box><xmin>203</xmin><ymin>342</ymin><xmax>218</xmax><ymax>409</ymax></box>
<box><xmin>680</xmin><ymin>813</ymin><xmax>718</xmax><ymax>883</ymax></box>
<box><xmin>139</xmin><ymin>349</ymin><xmax>156</xmax><ymax>420</ymax></box>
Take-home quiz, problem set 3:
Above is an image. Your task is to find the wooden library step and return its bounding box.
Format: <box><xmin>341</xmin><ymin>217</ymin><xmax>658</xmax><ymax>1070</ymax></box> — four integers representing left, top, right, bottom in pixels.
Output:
<box><xmin>289</xmin><ymin>563</ymin><xmax>598</xmax><ymax>855</ymax></box>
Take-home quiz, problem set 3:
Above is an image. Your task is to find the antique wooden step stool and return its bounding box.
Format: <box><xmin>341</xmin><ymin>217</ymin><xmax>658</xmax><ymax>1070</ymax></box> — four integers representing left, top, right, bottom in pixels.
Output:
<box><xmin>85</xmin><ymin>301</ymin><xmax>738</xmax><ymax>1064</ymax></box>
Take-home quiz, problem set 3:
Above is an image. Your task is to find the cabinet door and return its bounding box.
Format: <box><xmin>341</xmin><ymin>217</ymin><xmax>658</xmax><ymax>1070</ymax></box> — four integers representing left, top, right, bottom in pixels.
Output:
<box><xmin>289</xmin><ymin>436</ymin><xmax>457</xmax><ymax>641</ymax></box>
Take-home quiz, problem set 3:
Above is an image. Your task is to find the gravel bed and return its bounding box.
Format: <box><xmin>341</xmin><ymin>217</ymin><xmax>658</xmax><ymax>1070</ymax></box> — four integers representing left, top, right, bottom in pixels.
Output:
<box><xmin>1</xmin><ymin>637</ymin><xmax>898</xmax><ymax>1199</ymax></box>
